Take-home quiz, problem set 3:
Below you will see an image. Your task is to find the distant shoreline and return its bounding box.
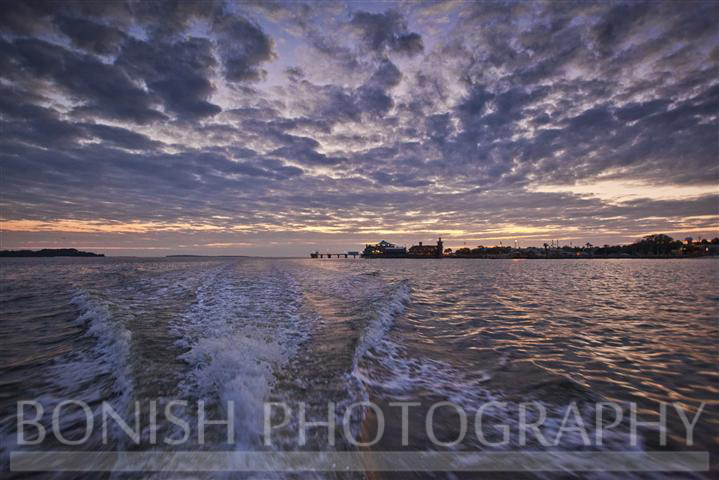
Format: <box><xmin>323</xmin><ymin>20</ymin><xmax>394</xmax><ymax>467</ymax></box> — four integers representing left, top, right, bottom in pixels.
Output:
<box><xmin>0</xmin><ymin>248</ymin><xmax>104</xmax><ymax>258</ymax></box>
<box><xmin>165</xmin><ymin>254</ymin><xmax>250</xmax><ymax>258</ymax></box>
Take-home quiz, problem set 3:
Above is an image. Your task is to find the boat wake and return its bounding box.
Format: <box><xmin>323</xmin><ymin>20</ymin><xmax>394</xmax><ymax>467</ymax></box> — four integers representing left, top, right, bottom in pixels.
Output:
<box><xmin>171</xmin><ymin>262</ymin><xmax>308</xmax><ymax>448</ymax></box>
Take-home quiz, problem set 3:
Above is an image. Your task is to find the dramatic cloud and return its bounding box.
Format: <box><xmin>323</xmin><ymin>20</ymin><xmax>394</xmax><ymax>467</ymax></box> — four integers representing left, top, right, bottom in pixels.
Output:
<box><xmin>54</xmin><ymin>16</ymin><xmax>128</xmax><ymax>55</ymax></box>
<box><xmin>214</xmin><ymin>13</ymin><xmax>275</xmax><ymax>82</ymax></box>
<box><xmin>116</xmin><ymin>36</ymin><xmax>221</xmax><ymax>118</ymax></box>
<box><xmin>350</xmin><ymin>10</ymin><xmax>424</xmax><ymax>56</ymax></box>
<box><xmin>0</xmin><ymin>0</ymin><xmax>717</xmax><ymax>255</ymax></box>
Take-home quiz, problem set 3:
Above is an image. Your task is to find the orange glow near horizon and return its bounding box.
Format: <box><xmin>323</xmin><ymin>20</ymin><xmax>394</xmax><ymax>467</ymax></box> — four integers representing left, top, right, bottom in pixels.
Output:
<box><xmin>0</xmin><ymin>219</ymin><xmax>226</xmax><ymax>233</ymax></box>
<box><xmin>2</xmin><ymin>217</ymin><xmax>717</xmax><ymax>244</ymax></box>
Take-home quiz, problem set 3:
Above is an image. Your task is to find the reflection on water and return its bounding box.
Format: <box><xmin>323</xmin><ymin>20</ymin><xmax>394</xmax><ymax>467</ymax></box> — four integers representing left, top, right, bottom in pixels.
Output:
<box><xmin>0</xmin><ymin>256</ymin><xmax>717</xmax><ymax>478</ymax></box>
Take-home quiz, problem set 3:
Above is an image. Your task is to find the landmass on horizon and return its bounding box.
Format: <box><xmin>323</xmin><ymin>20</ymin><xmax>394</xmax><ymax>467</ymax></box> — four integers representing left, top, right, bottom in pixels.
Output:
<box><xmin>0</xmin><ymin>248</ymin><xmax>104</xmax><ymax>257</ymax></box>
<box><xmin>309</xmin><ymin>234</ymin><xmax>719</xmax><ymax>259</ymax></box>
<box><xmin>4</xmin><ymin>234</ymin><xmax>718</xmax><ymax>259</ymax></box>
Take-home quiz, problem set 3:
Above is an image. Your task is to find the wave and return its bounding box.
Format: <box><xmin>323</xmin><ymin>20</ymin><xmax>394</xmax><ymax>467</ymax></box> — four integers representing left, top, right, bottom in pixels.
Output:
<box><xmin>356</xmin><ymin>339</ymin><xmax>495</xmax><ymax>404</ymax></box>
<box><xmin>352</xmin><ymin>279</ymin><xmax>411</xmax><ymax>369</ymax></box>
<box><xmin>6</xmin><ymin>288</ymin><xmax>139</xmax><ymax>452</ymax></box>
<box><xmin>68</xmin><ymin>290</ymin><xmax>133</xmax><ymax>411</ymax></box>
<box><xmin>172</xmin><ymin>263</ymin><xmax>308</xmax><ymax>447</ymax></box>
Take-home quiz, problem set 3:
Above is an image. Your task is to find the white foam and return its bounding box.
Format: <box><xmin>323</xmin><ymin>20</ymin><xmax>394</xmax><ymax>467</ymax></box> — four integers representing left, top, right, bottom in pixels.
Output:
<box><xmin>68</xmin><ymin>290</ymin><xmax>133</xmax><ymax>412</ymax></box>
<box><xmin>352</xmin><ymin>279</ymin><xmax>411</xmax><ymax>368</ymax></box>
<box><xmin>357</xmin><ymin>337</ymin><xmax>496</xmax><ymax>406</ymax></box>
<box><xmin>172</xmin><ymin>263</ymin><xmax>308</xmax><ymax>447</ymax></box>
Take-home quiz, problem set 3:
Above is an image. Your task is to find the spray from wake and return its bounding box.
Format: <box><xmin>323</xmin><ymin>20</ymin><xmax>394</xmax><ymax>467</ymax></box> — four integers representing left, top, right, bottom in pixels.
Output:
<box><xmin>171</xmin><ymin>263</ymin><xmax>308</xmax><ymax>448</ymax></box>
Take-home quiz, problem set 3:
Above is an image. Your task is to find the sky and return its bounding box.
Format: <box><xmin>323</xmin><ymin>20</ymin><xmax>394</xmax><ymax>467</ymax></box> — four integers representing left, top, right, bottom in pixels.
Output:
<box><xmin>0</xmin><ymin>0</ymin><xmax>717</xmax><ymax>256</ymax></box>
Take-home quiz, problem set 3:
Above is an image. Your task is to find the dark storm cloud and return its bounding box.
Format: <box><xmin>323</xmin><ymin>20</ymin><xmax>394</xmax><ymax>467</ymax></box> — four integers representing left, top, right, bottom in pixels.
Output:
<box><xmin>593</xmin><ymin>1</ymin><xmax>650</xmax><ymax>55</ymax></box>
<box><xmin>81</xmin><ymin>123</ymin><xmax>162</xmax><ymax>150</ymax></box>
<box><xmin>0</xmin><ymin>0</ymin><xmax>717</xmax><ymax>251</ymax></box>
<box><xmin>0</xmin><ymin>0</ymin><xmax>276</xmax><ymax>121</ymax></box>
<box><xmin>368</xmin><ymin>59</ymin><xmax>402</xmax><ymax>89</ymax></box>
<box><xmin>116</xmin><ymin>37</ymin><xmax>221</xmax><ymax>119</ymax></box>
<box><xmin>0</xmin><ymin>139</ymin><xmax>307</xmax><ymax>223</ymax></box>
<box><xmin>356</xmin><ymin>86</ymin><xmax>394</xmax><ymax>117</ymax></box>
<box><xmin>0</xmin><ymin>37</ymin><xmax>166</xmax><ymax>123</ymax></box>
<box><xmin>129</xmin><ymin>0</ymin><xmax>218</xmax><ymax>39</ymax></box>
<box><xmin>512</xmin><ymin>81</ymin><xmax>719</xmax><ymax>186</ymax></box>
<box><xmin>54</xmin><ymin>16</ymin><xmax>128</xmax><ymax>55</ymax></box>
<box><xmin>213</xmin><ymin>13</ymin><xmax>276</xmax><ymax>82</ymax></box>
<box><xmin>350</xmin><ymin>10</ymin><xmax>424</xmax><ymax>56</ymax></box>
<box><xmin>1</xmin><ymin>114</ymin><xmax>85</xmax><ymax>150</ymax></box>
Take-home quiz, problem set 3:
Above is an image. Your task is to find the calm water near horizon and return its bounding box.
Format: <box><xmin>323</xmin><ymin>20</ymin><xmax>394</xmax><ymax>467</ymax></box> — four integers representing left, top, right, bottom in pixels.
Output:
<box><xmin>1</xmin><ymin>256</ymin><xmax>717</xmax><ymax>479</ymax></box>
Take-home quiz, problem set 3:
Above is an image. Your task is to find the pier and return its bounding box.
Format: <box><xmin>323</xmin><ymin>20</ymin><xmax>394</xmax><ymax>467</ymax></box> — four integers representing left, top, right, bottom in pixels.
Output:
<box><xmin>310</xmin><ymin>252</ymin><xmax>359</xmax><ymax>259</ymax></box>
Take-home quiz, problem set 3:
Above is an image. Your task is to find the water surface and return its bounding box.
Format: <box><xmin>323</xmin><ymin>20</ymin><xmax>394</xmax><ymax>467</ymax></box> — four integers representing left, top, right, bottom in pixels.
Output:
<box><xmin>1</xmin><ymin>257</ymin><xmax>717</xmax><ymax>478</ymax></box>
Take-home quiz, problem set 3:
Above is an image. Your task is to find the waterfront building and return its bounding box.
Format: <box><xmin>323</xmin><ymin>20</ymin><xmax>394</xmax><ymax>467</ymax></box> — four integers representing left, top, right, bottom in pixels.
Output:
<box><xmin>408</xmin><ymin>237</ymin><xmax>444</xmax><ymax>257</ymax></box>
<box><xmin>361</xmin><ymin>240</ymin><xmax>407</xmax><ymax>257</ymax></box>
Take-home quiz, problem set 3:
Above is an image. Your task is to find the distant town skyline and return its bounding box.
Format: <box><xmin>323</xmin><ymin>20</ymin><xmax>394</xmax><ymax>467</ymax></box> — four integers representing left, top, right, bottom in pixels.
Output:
<box><xmin>1</xmin><ymin>1</ymin><xmax>717</xmax><ymax>256</ymax></box>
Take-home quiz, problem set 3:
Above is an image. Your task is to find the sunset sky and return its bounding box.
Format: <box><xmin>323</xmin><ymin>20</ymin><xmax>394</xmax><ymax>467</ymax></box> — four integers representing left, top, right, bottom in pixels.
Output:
<box><xmin>1</xmin><ymin>0</ymin><xmax>717</xmax><ymax>256</ymax></box>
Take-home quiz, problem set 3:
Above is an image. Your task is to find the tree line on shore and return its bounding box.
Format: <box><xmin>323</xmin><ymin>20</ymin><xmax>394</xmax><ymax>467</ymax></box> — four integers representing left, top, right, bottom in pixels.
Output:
<box><xmin>446</xmin><ymin>234</ymin><xmax>719</xmax><ymax>258</ymax></box>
